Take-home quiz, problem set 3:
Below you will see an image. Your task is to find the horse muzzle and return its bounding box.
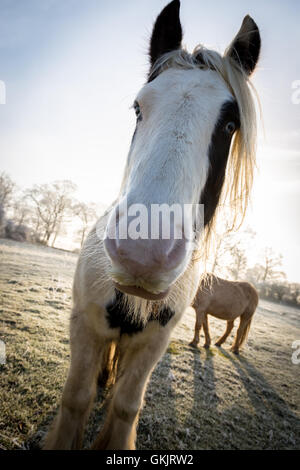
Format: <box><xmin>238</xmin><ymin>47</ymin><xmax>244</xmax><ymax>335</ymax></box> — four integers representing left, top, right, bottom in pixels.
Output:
<box><xmin>103</xmin><ymin>225</ymin><xmax>190</xmax><ymax>301</ymax></box>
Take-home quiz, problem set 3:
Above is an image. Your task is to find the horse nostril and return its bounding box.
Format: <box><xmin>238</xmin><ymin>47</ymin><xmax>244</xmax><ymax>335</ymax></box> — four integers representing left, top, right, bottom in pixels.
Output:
<box><xmin>117</xmin><ymin>247</ymin><xmax>126</xmax><ymax>257</ymax></box>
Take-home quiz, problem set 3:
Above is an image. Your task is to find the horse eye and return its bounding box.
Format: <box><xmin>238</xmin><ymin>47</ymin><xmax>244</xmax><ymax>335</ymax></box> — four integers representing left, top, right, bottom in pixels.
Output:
<box><xmin>225</xmin><ymin>121</ymin><xmax>236</xmax><ymax>135</ymax></box>
<box><xmin>134</xmin><ymin>101</ymin><xmax>142</xmax><ymax>121</ymax></box>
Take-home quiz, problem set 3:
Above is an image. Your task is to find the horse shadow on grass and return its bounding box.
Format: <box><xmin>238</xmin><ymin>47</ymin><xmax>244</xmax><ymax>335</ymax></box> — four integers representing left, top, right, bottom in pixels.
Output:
<box><xmin>137</xmin><ymin>339</ymin><xmax>182</xmax><ymax>449</ymax></box>
<box><xmin>181</xmin><ymin>345</ymin><xmax>221</xmax><ymax>449</ymax></box>
<box><xmin>137</xmin><ymin>339</ymin><xmax>219</xmax><ymax>450</ymax></box>
<box><xmin>219</xmin><ymin>348</ymin><xmax>300</xmax><ymax>448</ymax></box>
<box><xmin>184</xmin><ymin>345</ymin><xmax>300</xmax><ymax>449</ymax></box>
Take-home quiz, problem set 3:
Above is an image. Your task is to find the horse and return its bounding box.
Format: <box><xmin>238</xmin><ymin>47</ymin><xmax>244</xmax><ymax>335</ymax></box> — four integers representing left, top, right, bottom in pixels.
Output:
<box><xmin>189</xmin><ymin>275</ymin><xmax>259</xmax><ymax>354</ymax></box>
<box><xmin>43</xmin><ymin>0</ymin><xmax>261</xmax><ymax>450</ymax></box>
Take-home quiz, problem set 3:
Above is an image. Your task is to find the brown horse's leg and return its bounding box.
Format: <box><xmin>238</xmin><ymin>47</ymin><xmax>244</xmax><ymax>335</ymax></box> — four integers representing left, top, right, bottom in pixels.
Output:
<box><xmin>189</xmin><ymin>309</ymin><xmax>204</xmax><ymax>347</ymax></box>
<box><xmin>43</xmin><ymin>308</ymin><xmax>105</xmax><ymax>449</ymax></box>
<box><xmin>92</xmin><ymin>322</ymin><xmax>172</xmax><ymax>450</ymax></box>
<box><xmin>215</xmin><ymin>320</ymin><xmax>234</xmax><ymax>347</ymax></box>
<box><xmin>202</xmin><ymin>314</ymin><xmax>211</xmax><ymax>348</ymax></box>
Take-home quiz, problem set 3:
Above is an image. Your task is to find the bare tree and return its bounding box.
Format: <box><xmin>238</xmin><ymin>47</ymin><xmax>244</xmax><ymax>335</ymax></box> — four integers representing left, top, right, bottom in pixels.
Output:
<box><xmin>11</xmin><ymin>194</ymin><xmax>33</xmax><ymax>228</ymax></box>
<box><xmin>227</xmin><ymin>245</ymin><xmax>248</xmax><ymax>280</ymax></box>
<box><xmin>246</xmin><ymin>247</ymin><xmax>286</xmax><ymax>285</ymax></box>
<box><xmin>0</xmin><ymin>203</ymin><xmax>5</xmax><ymax>237</ymax></box>
<box><xmin>246</xmin><ymin>263</ymin><xmax>264</xmax><ymax>284</ymax></box>
<box><xmin>210</xmin><ymin>223</ymin><xmax>255</xmax><ymax>277</ymax></box>
<box><xmin>73</xmin><ymin>201</ymin><xmax>97</xmax><ymax>248</ymax></box>
<box><xmin>210</xmin><ymin>222</ymin><xmax>233</xmax><ymax>274</ymax></box>
<box><xmin>260</xmin><ymin>247</ymin><xmax>285</xmax><ymax>282</ymax></box>
<box><xmin>0</xmin><ymin>172</ymin><xmax>15</xmax><ymax>210</ymax></box>
<box><xmin>0</xmin><ymin>173</ymin><xmax>16</xmax><ymax>237</ymax></box>
<box><xmin>27</xmin><ymin>180</ymin><xmax>77</xmax><ymax>246</ymax></box>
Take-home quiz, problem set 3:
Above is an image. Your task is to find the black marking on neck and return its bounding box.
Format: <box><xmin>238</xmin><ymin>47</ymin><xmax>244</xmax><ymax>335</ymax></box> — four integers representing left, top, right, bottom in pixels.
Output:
<box><xmin>154</xmin><ymin>305</ymin><xmax>174</xmax><ymax>326</ymax></box>
<box><xmin>200</xmin><ymin>100</ymin><xmax>240</xmax><ymax>226</ymax></box>
<box><xmin>106</xmin><ymin>290</ymin><xmax>144</xmax><ymax>335</ymax></box>
<box><xmin>106</xmin><ymin>290</ymin><xmax>175</xmax><ymax>336</ymax></box>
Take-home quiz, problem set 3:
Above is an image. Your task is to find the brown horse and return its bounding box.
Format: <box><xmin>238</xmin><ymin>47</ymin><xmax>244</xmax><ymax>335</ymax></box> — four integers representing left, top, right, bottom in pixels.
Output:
<box><xmin>189</xmin><ymin>275</ymin><xmax>258</xmax><ymax>353</ymax></box>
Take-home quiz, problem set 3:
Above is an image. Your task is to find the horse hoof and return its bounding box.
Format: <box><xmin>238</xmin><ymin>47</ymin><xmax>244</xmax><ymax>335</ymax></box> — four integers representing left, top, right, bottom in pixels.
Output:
<box><xmin>215</xmin><ymin>343</ymin><xmax>221</xmax><ymax>347</ymax></box>
<box><xmin>204</xmin><ymin>344</ymin><xmax>211</xmax><ymax>349</ymax></box>
<box><xmin>231</xmin><ymin>349</ymin><xmax>239</xmax><ymax>355</ymax></box>
<box><xmin>189</xmin><ymin>342</ymin><xmax>198</xmax><ymax>348</ymax></box>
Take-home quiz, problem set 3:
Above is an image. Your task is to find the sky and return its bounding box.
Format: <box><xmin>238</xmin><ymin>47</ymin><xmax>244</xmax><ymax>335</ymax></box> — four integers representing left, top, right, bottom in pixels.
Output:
<box><xmin>0</xmin><ymin>0</ymin><xmax>299</xmax><ymax>281</ymax></box>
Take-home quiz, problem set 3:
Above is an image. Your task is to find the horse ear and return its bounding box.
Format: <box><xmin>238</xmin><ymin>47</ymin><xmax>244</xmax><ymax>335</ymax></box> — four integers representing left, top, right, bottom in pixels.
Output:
<box><xmin>225</xmin><ymin>15</ymin><xmax>261</xmax><ymax>75</ymax></box>
<box><xmin>149</xmin><ymin>0</ymin><xmax>182</xmax><ymax>67</ymax></box>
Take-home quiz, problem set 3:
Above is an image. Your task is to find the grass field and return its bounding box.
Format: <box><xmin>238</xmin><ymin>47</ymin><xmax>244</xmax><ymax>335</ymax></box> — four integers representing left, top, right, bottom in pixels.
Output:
<box><xmin>0</xmin><ymin>239</ymin><xmax>299</xmax><ymax>450</ymax></box>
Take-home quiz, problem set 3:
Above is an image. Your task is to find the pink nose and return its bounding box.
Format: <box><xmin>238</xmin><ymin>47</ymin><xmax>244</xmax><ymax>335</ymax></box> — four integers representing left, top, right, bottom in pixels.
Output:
<box><xmin>103</xmin><ymin>203</ymin><xmax>189</xmax><ymax>280</ymax></box>
<box><xmin>104</xmin><ymin>235</ymin><xmax>187</xmax><ymax>278</ymax></box>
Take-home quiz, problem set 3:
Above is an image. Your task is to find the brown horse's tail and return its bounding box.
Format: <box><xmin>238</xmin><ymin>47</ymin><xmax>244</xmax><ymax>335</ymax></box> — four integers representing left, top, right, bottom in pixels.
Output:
<box><xmin>98</xmin><ymin>341</ymin><xmax>120</xmax><ymax>389</ymax></box>
<box><xmin>238</xmin><ymin>315</ymin><xmax>253</xmax><ymax>349</ymax></box>
<box><xmin>238</xmin><ymin>283</ymin><xmax>259</xmax><ymax>349</ymax></box>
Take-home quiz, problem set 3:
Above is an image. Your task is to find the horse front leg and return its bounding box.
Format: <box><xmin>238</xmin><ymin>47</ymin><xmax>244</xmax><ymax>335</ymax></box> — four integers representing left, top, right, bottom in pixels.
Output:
<box><xmin>92</xmin><ymin>321</ymin><xmax>173</xmax><ymax>450</ymax></box>
<box><xmin>202</xmin><ymin>314</ymin><xmax>211</xmax><ymax>348</ymax></box>
<box><xmin>43</xmin><ymin>306</ymin><xmax>110</xmax><ymax>450</ymax></box>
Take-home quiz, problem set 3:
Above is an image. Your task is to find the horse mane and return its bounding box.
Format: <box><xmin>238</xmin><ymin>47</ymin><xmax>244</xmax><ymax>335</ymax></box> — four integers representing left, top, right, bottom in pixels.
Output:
<box><xmin>149</xmin><ymin>46</ymin><xmax>260</xmax><ymax>261</ymax></box>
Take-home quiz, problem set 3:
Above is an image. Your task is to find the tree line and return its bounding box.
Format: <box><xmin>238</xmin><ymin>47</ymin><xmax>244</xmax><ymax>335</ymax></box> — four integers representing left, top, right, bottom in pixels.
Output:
<box><xmin>0</xmin><ymin>172</ymin><xmax>103</xmax><ymax>249</ymax></box>
<box><xmin>0</xmin><ymin>171</ymin><xmax>299</xmax><ymax>307</ymax></box>
<box><xmin>208</xmin><ymin>220</ymin><xmax>300</xmax><ymax>307</ymax></box>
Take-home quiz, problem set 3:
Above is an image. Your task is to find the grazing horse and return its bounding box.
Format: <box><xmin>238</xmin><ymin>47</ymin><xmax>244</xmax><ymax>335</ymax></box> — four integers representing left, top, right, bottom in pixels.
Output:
<box><xmin>44</xmin><ymin>0</ymin><xmax>261</xmax><ymax>450</ymax></box>
<box><xmin>189</xmin><ymin>275</ymin><xmax>259</xmax><ymax>353</ymax></box>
